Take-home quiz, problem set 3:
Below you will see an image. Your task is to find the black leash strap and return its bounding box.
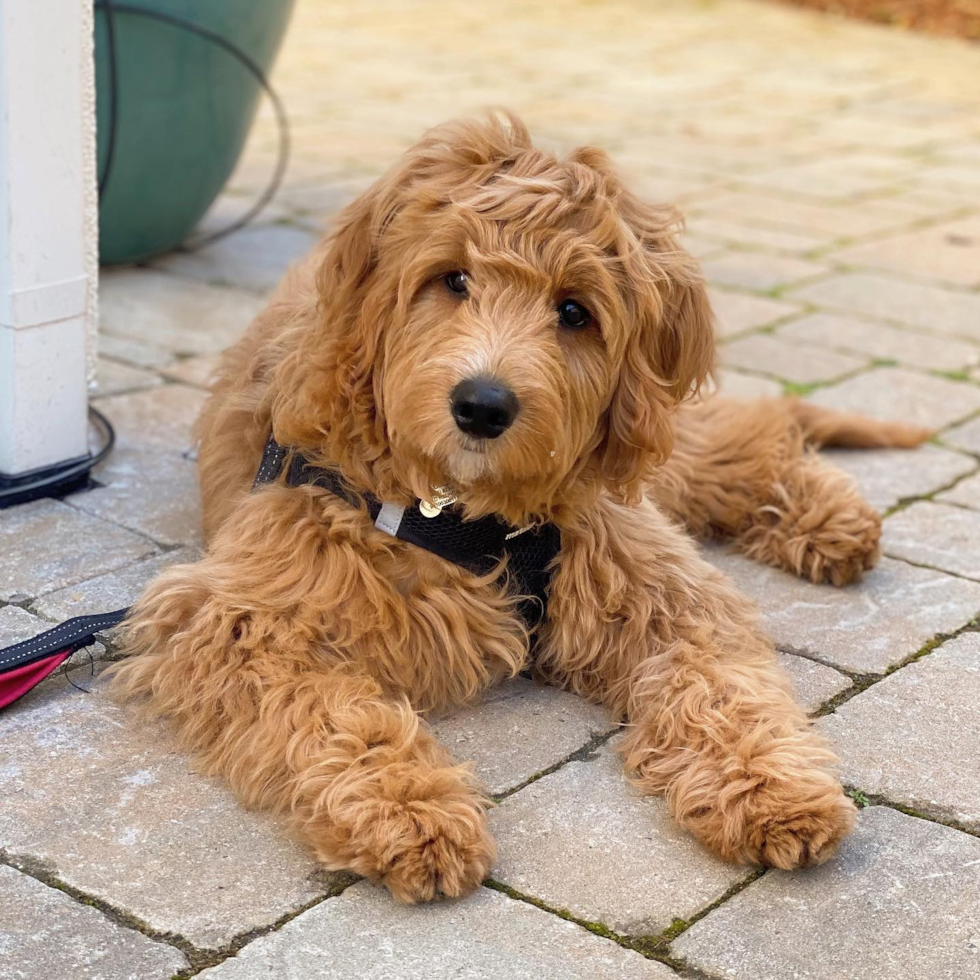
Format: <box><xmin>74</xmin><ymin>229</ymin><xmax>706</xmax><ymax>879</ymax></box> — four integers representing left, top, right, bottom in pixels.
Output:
<box><xmin>0</xmin><ymin>608</ymin><xmax>129</xmax><ymax>673</ymax></box>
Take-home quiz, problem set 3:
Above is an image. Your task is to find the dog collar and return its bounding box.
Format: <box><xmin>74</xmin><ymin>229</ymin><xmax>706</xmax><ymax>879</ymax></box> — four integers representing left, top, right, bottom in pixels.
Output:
<box><xmin>254</xmin><ymin>434</ymin><xmax>561</xmax><ymax>630</ymax></box>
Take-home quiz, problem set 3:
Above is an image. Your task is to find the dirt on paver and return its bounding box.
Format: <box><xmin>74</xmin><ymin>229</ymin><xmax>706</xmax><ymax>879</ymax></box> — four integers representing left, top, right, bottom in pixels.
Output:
<box><xmin>780</xmin><ymin>0</ymin><xmax>980</xmax><ymax>40</ymax></box>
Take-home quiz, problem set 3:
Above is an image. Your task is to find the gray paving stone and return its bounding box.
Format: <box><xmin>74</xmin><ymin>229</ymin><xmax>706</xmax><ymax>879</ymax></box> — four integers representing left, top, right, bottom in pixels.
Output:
<box><xmin>0</xmin><ymin>864</ymin><xmax>187</xmax><ymax>980</ymax></box>
<box><xmin>915</xmin><ymin>163</ymin><xmax>980</xmax><ymax>196</ymax></box>
<box><xmin>821</xmin><ymin>444</ymin><xmax>977</xmax><ymax>511</ymax></box>
<box><xmin>807</xmin><ymin>367</ymin><xmax>980</xmax><ymax>430</ymax></box>
<box><xmin>942</xmin><ymin>413</ymin><xmax>980</xmax><ymax>454</ymax></box>
<box><xmin>777</xmin><ymin>652</ymin><xmax>851</xmax><ymax>713</ymax></box>
<box><xmin>196</xmin><ymin>191</ymin><xmax>294</xmax><ymax>236</ymax></box>
<box><xmin>673</xmin><ymin>806</ymin><xmax>980</xmax><ymax>980</ymax></box>
<box><xmin>705</xmin><ymin>548</ymin><xmax>980</xmax><ymax>674</ymax></box>
<box><xmin>721</xmin><ymin>333</ymin><xmax>866</xmax><ymax>384</ymax></box>
<box><xmin>431</xmin><ymin>677</ymin><xmax>615</xmax><ymax>797</ymax></box>
<box><xmin>100</xmin><ymin>268</ymin><xmax>263</xmax><ymax>358</ymax></box>
<box><xmin>817</xmin><ymin>114</ymin><xmax>968</xmax><ymax>151</ymax></box>
<box><xmin>884</xmin><ymin>501</ymin><xmax>980</xmax><ymax>581</ymax></box>
<box><xmin>678</xmin><ymin>230</ymin><xmax>728</xmax><ymax>261</ymax></box>
<box><xmin>708</xmin><ymin>368</ymin><xmax>785</xmax><ymax>400</ymax></box>
<box><xmin>94</xmin><ymin>384</ymin><xmax>207</xmax><ymax>457</ymax></box>
<box><xmin>687</xmin><ymin>216</ymin><xmax>828</xmax><ymax>254</ymax></box>
<box><xmin>490</xmin><ymin>744</ymin><xmax>749</xmax><ymax>936</ymax></box>
<box><xmin>778</xmin><ymin>312</ymin><xmax>980</xmax><ymax>373</ymax></box>
<box><xmin>94</xmin><ymin>358</ymin><xmax>163</xmax><ymax>398</ymax></box>
<box><xmin>32</xmin><ymin>548</ymin><xmax>199</xmax><ymax>645</ymax></box>
<box><xmin>747</xmin><ymin>158</ymin><xmax>909</xmax><ymax>201</ymax></box>
<box><xmin>160</xmin><ymin>353</ymin><xmax>223</xmax><ymax>390</ymax></box>
<box><xmin>878</xmin><ymin>187</ymin><xmax>970</xmax><ymax>218</ymax></box>
<box><xmin>708</xmin><ymin>287</ymin><xmax>801</xmax><ymax>339</ymax></box>
<box><xmin>153</xmin><ymin>223</ymin><xmax>319</xmax><ymax>294</ymax></box>
<box><xmin>0</xmin><ymin>604</ymin><xmax>58</xmax><ymax>647</ymax></box>
<box><xmin>97</xmin><ymin>332</ymin><xmax>176</xmax><ymax>371</ymax></box>
<box><xmin>701</xmin><ymin>252</ymin><xmax>829</xmax><ymax>292</ymax></box>
<box><xmin>701</xmin><ymin>190</ymin><xmax>915</xmax><ymax>237</ymax></box>
<box><xmin>822</xmin><ymin>633</ymin><xmax>980</xmax><ymax>830</ymax></box>
<box><xmin>789</xmin><ymin>273</ymin><xmax>980</xmax><ymax>343</ymax></box>
<box><xmin>0</xmin><ymin>500</ymin><xmax>157</xmax><ymax>602</ymax></box>
<box><xmin>69</xmin><ymin>450</ymin><xmax>202</xmax><ymax>548</ymax></box>
<box><xmin>0</xmin><ymin>677</ymin><xmax>334</xmax><ymax>949</ymax></box>
<box><xmin>829</xmin><ymin>214</ymin><xmax>980</xmax><ymax>288</ymax></box>
<box><xmin>195</xmin><ymin>880</ymin><xmax>674</xmax><ymax>979</ymax></box>
<box><xmin>936</xmin><ymin>470</ymin><xmax>980</xmax><ymax>510</ymax></box>
<box><xmin>270</xmin><ymin>179</ymin><xmax>363</xmax><ymax>221</ymax></box>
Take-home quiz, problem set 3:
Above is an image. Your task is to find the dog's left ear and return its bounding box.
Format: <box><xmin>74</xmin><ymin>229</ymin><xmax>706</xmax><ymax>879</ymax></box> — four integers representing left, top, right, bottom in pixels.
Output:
<box><xmin>598</xmin><ymin>182</ymin><xmax>715</xmax><ymax>502</ymax></box>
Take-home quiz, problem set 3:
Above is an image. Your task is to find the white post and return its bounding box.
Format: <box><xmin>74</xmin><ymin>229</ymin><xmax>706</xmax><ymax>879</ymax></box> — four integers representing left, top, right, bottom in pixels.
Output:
<box><xmin>0</xmin><ymin>0</ymin><xmax>95</xmax><ymax>478</ymax></box>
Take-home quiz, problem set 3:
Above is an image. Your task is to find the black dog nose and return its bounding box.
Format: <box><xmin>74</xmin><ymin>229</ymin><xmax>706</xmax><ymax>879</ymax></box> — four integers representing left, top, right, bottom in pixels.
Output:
<box><xmin>451</xmin><ymin>377</ymin><xmax>519</xmax><ymax>440</ymax></box>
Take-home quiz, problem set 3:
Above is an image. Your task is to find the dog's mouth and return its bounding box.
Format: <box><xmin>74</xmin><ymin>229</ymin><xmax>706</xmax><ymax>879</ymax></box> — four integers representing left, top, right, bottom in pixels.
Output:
<box><xmin>456</xmin><ymin>438</ymin><xmax>491</xmax><ymax>455</ymax></box>
<box><xmin>441</xmin><ymin>442</ymin><xmax>496</xmax><ymax>485</ymax></box>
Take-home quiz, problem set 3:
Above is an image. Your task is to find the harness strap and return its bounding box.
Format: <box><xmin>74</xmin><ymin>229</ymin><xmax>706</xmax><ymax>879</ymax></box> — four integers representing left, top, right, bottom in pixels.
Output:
<box><xmin>254</xmin><ymin>434</ymin><xmax>561</xmax><ymax>629</ymax></box>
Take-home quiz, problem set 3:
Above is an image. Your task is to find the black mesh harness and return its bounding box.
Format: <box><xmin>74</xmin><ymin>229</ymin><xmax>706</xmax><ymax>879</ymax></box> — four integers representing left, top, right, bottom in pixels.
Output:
<box><xmin>253</xmin><ymin>435</ymin><xmax>562</xmax><ymax>631</ymax></box>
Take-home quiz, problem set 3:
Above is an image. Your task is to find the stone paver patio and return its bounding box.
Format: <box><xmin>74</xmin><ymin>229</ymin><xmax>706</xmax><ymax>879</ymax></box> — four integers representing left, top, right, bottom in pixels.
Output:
<box><xmin>2</xmin><ymin>1</ymin><xmax>980</xmax><ymax>977</ymax></box>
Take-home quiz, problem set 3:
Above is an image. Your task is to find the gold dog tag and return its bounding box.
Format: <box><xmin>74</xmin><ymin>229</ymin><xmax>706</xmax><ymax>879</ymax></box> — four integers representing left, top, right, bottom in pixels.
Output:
<box><xmin>419</xmin><ymin>500</ymin><xmax>441</xmax><ymax>518</ymax></box>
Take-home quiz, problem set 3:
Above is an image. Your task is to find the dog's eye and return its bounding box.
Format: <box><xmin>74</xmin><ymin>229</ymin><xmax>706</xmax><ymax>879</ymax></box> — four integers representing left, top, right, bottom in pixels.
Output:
<box><xmin>557</xmin><ymin>299</ymin><xmax>592</xmax><ymax>330</ymax></box>
<box><xmin>445</xmin><ymin>271</ymin><xmax>469</xmax><ymax>295</ymax></box>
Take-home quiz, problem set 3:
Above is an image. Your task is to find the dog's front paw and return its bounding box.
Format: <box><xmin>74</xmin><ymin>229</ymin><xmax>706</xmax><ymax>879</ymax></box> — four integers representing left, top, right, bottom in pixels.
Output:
<box><xmin>716</xmin><ymin>780</ymin><xmax>856</xmax><ymax>870</ymax></box>
<box><xmin>743</xmin><ymin>785</ymin><xmax>857</xmax><ymax>869</ymax></box>
<box><xmin>314</xmin><ymin>786</ymin><xmax>495</xmax><ymax>903</ymax></box>
<box><xmin>375</xmin><ymin>799</ymin><xmax>496</xmax><ymax>902</ymax></box>
<box><xmin>682</xmin><ymin>768</ymin><xmax>856</xmax><ymax>870</ymax></box>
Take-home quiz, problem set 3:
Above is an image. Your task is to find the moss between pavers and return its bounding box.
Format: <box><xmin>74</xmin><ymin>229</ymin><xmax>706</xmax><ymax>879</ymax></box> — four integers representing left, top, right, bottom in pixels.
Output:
<box><xmin>486</xmin><ymin>865</ymin><xmax>768</xmax><ymax>977</ymax></box>
<box><xmin>1</xmin><ymin>844</ymin><xmax>359</xmax><ymax>980</ymax></box>
<box><xmin>843</xmin><ymin>791</ymin><xmax>980</xmax><ymax>842</ymax></box>
<box><xmin>814</xmin><ymin>618</ymin><xmax>980</xmax><ymax>718</ymax></box>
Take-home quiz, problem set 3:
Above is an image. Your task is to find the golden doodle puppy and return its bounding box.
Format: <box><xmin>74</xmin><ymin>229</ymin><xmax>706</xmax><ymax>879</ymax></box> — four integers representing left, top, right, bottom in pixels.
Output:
<box><xmin>112</xmin><ymin>114</ymin><xmax>928</xmax><ymax>902</ymax></box>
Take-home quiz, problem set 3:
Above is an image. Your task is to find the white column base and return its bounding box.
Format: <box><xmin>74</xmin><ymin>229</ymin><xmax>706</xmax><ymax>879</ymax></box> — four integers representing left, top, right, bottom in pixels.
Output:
<box><xmin>0</xmin><ymin>319</ymin><xmax>89</xmax><ymax>475</ymax></box>
<box><xmin>0</xmin><ymin>0</ymin><xmax>96</xmax><ymax>478</ymax></box>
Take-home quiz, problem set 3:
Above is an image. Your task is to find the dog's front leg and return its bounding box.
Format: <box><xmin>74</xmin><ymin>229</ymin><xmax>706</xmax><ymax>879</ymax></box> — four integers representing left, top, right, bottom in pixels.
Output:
<box><xmin>110</xmin><ymin>488</ymin><xmax>494</xmax><ymax>902</ymax></box>
<box><xmin>543</xmin><ymin>497</ymin><xmax>856</xmax><ymax>869</ymax></box>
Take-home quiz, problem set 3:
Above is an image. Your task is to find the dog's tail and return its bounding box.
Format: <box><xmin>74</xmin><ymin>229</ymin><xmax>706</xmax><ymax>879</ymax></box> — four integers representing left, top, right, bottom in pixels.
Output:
<box><xmin>788</xmin><ymin>400</ymin><xmax>932</xmax><ymax>449</ymax></box>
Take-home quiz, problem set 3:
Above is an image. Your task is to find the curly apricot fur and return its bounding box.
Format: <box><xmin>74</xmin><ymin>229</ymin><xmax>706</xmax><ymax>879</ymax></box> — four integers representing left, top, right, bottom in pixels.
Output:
<box><xmin>112</xmin><ymin>114</ymin><xmax>929</xmax><ymax>900</ymax></box>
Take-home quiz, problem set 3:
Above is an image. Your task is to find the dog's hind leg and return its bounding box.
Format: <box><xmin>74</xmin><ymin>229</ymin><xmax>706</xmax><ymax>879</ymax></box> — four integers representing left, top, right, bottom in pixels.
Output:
<box><xmin>650</xmin><ymin>396</ymin><xmax>930</xmax><ymax>585</ymax></box>
<box><xmin>109</xmin><ymin>489</ymin><xmax>495</xmax><ymax>903</ymax></box>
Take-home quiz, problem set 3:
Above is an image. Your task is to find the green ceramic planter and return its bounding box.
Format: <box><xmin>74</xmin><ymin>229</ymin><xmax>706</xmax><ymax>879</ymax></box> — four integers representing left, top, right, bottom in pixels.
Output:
<box><xmin>95</xmin><ymin>0</ymin><xmax>295</xmax><ymax>265</ymax></box>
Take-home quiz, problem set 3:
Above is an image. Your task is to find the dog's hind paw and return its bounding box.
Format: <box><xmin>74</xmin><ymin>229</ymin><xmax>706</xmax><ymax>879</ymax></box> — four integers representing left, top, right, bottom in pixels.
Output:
<box><xmin>739</xmin><ymin>489</ymin><xmax>882</xmax><ymax>587</ymax></box>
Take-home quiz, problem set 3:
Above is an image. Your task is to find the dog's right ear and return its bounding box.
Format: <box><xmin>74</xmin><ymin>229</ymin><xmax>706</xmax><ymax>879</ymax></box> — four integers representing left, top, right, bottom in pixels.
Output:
<box><xmin>271</xmin><ymin>177</ymin><xmax>397</xmax><ymax>462</ymax></box>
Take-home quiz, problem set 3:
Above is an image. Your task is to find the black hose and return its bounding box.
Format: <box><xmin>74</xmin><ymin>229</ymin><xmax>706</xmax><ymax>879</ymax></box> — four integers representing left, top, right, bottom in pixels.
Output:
<box><xmin>0</xmin><ymin>407</ymin><xmax>116</xmax><ymax>509</ymax></box>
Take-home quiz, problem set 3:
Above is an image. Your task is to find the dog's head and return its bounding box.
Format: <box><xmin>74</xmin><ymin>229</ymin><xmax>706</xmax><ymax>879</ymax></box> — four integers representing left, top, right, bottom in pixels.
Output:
<box><xmin>275</xmin><ymin>114</ymin><xmax>713</xmax><ymax>524</ymax></box>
